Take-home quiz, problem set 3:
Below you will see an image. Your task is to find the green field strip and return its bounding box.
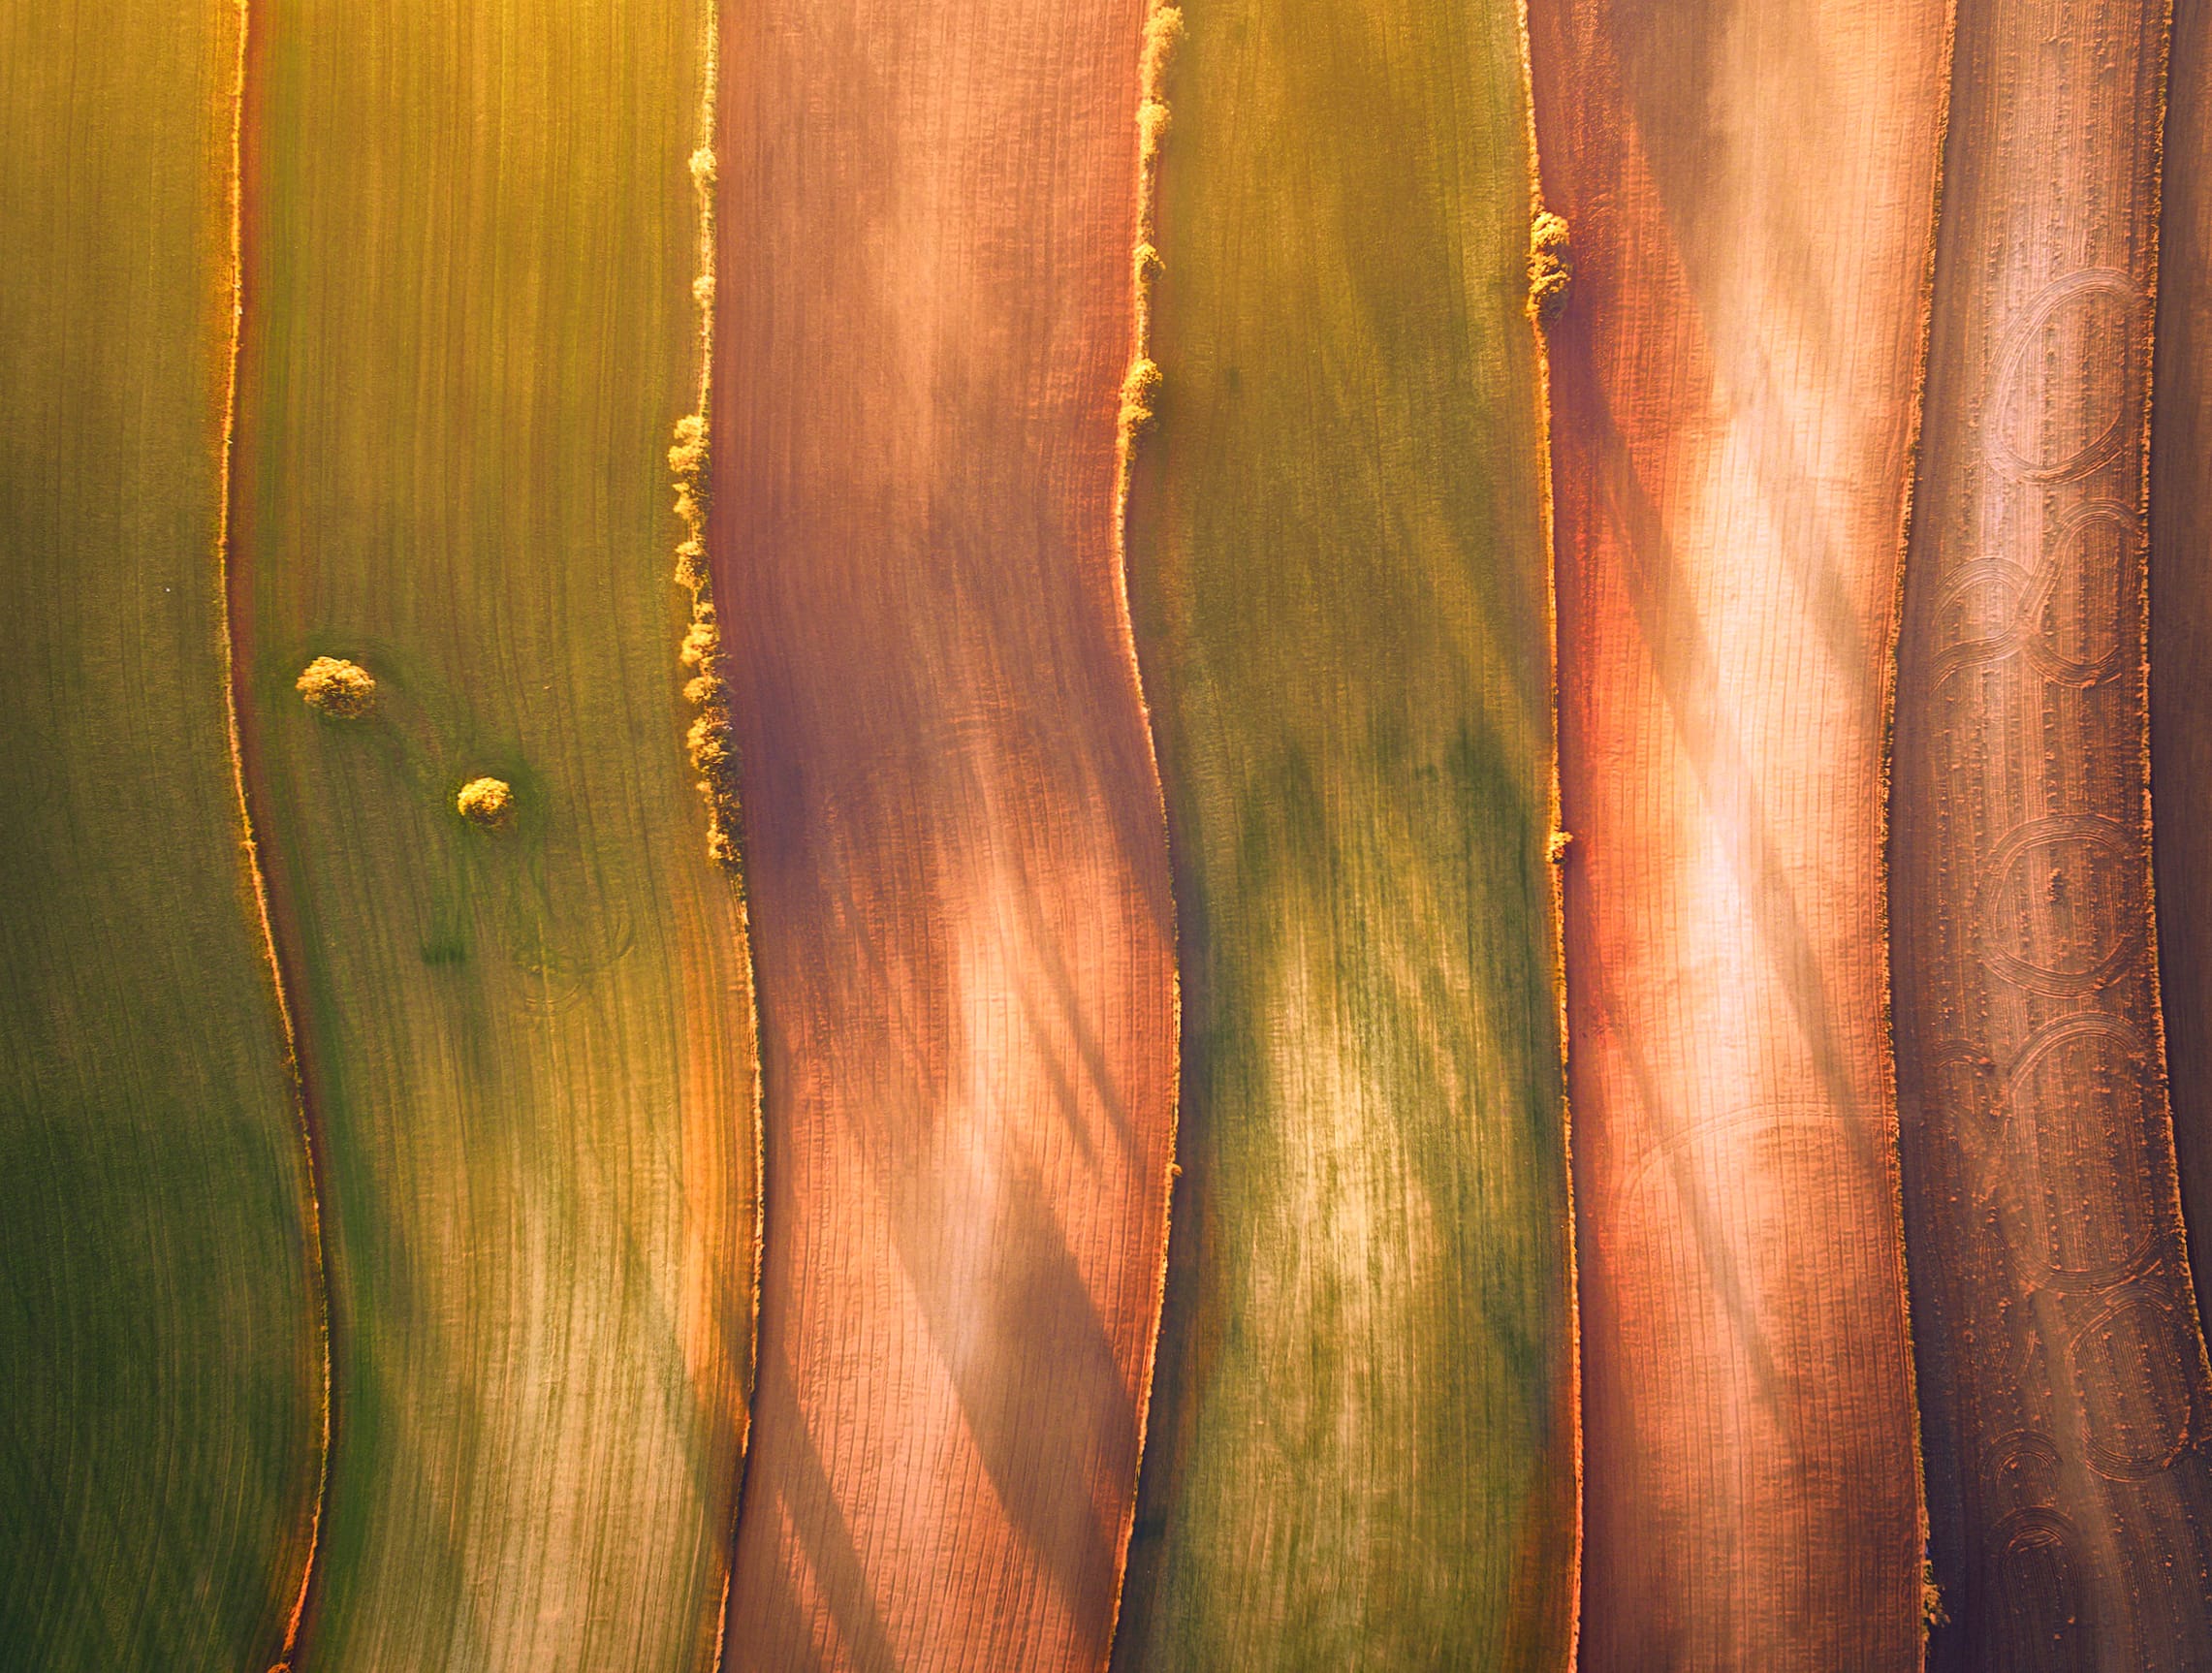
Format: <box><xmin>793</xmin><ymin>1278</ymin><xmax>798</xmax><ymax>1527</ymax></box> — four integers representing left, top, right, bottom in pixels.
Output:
<box><xmin>0</xmin><ymin>3</ymin><xmax>325</xmax><ymax>1666</ymax></box>
<box><xmin>1111</xmin><ymin>0</ymin><xmax>1578</xmax><ymax>1664</ymax></box>
<box><xmin>231</xmin><ymin>1</ymin><xmax>758</xmax><ymax>1666</ymax></box>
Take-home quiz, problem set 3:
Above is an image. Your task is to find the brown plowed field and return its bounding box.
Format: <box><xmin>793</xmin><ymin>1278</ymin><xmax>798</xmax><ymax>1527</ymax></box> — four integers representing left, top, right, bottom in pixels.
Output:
<box><xmin>1527</xmin><ymin>2</ymin><xmax>1943</xmax><ymax>1663</ymax></box>
<box><xmin>1893</xmin><ymin>1</ymin><xmax>2212</xmax><ymax>1665</ymax></box>
<box><xmin>710</xmin><ymin>0</ymin><xmax>1178</xmax><ymax>1665</ymax></box>
<box><xmin>2154</xmin><ymin>0</ymin><xmax>2212</xmax><ymax>1340</ymax></box>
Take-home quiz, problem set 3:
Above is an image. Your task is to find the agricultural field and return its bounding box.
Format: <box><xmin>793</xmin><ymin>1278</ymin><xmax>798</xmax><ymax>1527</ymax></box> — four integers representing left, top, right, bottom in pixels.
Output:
<box><xmin>7</xmin><ymin>1</ymin><xmax>2212</xmax><ymax>1669</ymax></box>
<box><xmin>1112</xmin><ymin>0</ymin><xmax>1577</xmax><ymax>1661</ymax></box>
<box><xmin>708</xmin><ymin>0</ymin><xmax>1177</xmax><ymax>1661</ymax></box>
<box><xmin>1</xmin><ymin>7</ymin><xmax>321</xmax><ymax>1667</ymax></box>
<box><xmin>228</xmin><ymin>0</ymin><xmax>760</xmax><ymax>1665</ymax></box>
<box><xmin>1529</xmin><ymin>0</ymin><xmax>1943</xmax><ymax>1661</ymax></box>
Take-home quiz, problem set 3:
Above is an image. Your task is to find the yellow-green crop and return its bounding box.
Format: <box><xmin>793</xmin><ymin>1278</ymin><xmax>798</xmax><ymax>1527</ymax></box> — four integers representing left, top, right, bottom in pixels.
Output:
<box><xmin>0</xmin><ymin>4</ymin><xmax>323</xmax><ymax>1665</ymax></box>
<box><xmin>231</xmin><ymin>0</ymin><xmax>758</xmax><ymax>1663</ymax></box>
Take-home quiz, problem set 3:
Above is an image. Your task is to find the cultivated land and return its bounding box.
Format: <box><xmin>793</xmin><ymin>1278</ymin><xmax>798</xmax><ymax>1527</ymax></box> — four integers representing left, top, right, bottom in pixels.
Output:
<box><xmin>230</xmin><ymin>1</ymin><xmax>758</xmax><ymax>1665</ymax></box>
<box><xmin>1893</xmin><ymin>1</ymin><xmax>2212</xmax><ymax>1665</ymax></box>
<box><xmin>1526</xmin><ymin>2</ymin><xmax>1943</xmax><ymax>1664</ymax></box>
<box><xmin>2156</xmin><ymin>0</ymin><xmax>2212</xmax><ymax>1351</ymax></box>
<box><xmin>0</xmin><ymin>4</ymin><xmax>324</xmax><ymax>1667</ymax></box>
<box><xmin>709</xmin><ymin>0</ymin><xmax>1180</xmax><ymax>1663</ymax></box>
<box><xmin>25</xmin><ymin>4</ymin><xmax>2212</xmax><ymax>1667</ymax></box>
<box><xmin>1111</xmin><ymin>0</ymin><xmax>1579</xmax><ymax>1663</ymax></box>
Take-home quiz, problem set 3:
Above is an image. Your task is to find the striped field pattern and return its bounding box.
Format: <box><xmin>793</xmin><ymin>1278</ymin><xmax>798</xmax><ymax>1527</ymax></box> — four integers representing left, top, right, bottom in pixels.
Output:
<box><xmin>8</xmin><ymin>2</ymin><xmax>2212</xmax><ymax>1669</ymax></box>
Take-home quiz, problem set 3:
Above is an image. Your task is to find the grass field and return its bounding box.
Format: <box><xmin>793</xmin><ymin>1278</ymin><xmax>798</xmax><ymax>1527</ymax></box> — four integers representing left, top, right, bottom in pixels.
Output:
<box><xmin>0</xmin><ymin>4</ymin><xmax>324</xmax><ymax>1666</ymax></box>
<box><xmin>230</xmin><ymin>1</ymin><xmax>759</xmax><ymax>1664</ymax></box>
<box><xmin>1110</xmin><ymin>0</ymin><xmax>1580</xmax><ymax>1663</ymax></box>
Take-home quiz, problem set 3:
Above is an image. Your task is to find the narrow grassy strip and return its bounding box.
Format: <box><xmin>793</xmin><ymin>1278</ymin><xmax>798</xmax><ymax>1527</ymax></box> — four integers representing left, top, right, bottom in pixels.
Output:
<box><xmin>222</xmin><ymin>10</ymin><xmax>332</xmax><ymax>1659</ymax></box>
<box><xmin>230</xmin><ymin>0</ymin><xmax>760</xmax><ymax>1665</ymax></box>
<box><xmin>710</xmin><ymin>0</ymin><xmax>1181</xmax><ymax>1660</ymax></box>
<box><xmin>672</xmin><ymin>17</ymin><xmax>745</xmax><ymax>880</ymax></box>
<box><xmin>1116</xmin><ymin>0</ymin><xmax>1183</xmax><ymax>459</ymax></box>
<box><xmin>0</xmin><ymin>2</ymin><xmax>323</xmax><ymax>1665</ymax></box>
<box><xmin>1110</xmin><ymin>0</ymin><xmax>1578</xmax><ymax>1661</ymax></box>
<box><xmin>1524</xmin><ymin>2</ymin><xmax>1945</xmax><ymax>1663</ymax></box>
<box><xmin>1110</xmin><ymin>1</ymin><xmax>1191</xmax><ymax>1656</ymax></box>
<box><xmin>1893</xmin><ymin>0</ymin><xmax>2212</xmax><ymax>1662</ymax></box>
<box><xmin>2153</xmin><ymin>0</ymin><xmax>2212</xmax><ymax>1347</ymax></box>
<box><xmin>679</xmin><ymin>10</ymin><xmax>769</xmax><ymax>1666</ymax></box>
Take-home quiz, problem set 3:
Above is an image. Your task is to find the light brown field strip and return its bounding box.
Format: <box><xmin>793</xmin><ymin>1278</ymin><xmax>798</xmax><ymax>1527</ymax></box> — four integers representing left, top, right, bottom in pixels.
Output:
<box><xmin>2154</xmin><ymin>0</ymin><xmax>2212</xmax><ymax>1340</ymax></box>
<box><xmin>709</xmin><ymin>0</ymin><xmax>1179</xmax><ymax>1663</ymax></box>
<box><xmin>230</xmin><ymin>1</ymin><xmax>758</xmax><ymax>1665</ymax></box>
<box><xmin>1893</xmin><ymin>1</ymin><xmax>2212</xmax><ymax>1665</ymax></box>
<box><xmin>1527</xmin><ymin>1</ymin><xmax>1943</xmax><ymax>1663</ymax></box>
<box><xmin>0</xmin><ymin>4</ymin><xmax>324</xmax><ymax>1666</ymax></box>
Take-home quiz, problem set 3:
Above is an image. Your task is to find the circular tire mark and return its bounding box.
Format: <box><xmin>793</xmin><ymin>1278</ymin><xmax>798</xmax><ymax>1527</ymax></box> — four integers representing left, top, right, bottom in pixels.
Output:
<box><xmin>1984</xmin><ymin>268</ymin><xmax>2141</xmax><ymax>486</ymax></box>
